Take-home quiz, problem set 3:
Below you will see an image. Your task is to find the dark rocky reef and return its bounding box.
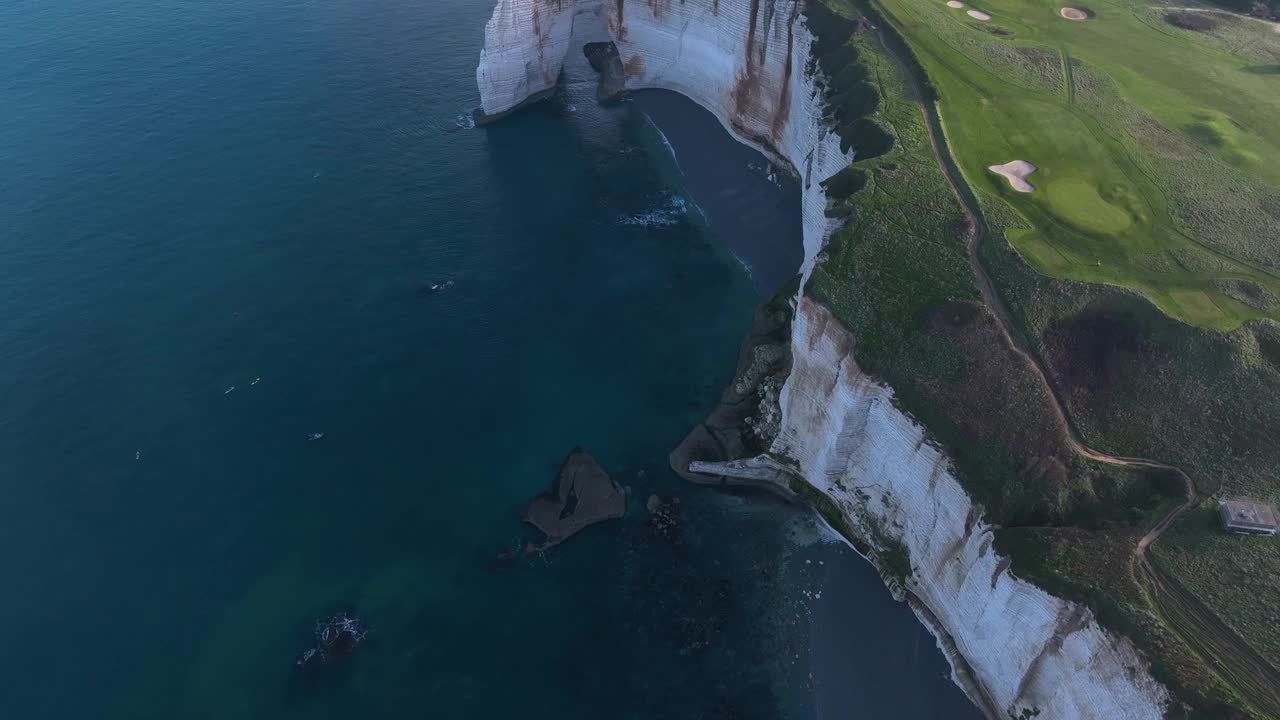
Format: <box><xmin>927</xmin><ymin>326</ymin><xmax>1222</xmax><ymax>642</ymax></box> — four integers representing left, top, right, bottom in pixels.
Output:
<box><xmin>294</xmin><ymin>609</ymin><xmax>369</xmax><ymax>671</ymax></box>
<box><xmin>645</xmin><ymin>493</ymin><xmax>683</xmax><ymax>544</ymax></box>
<box><xmin>523</xmin><ymin>448</ymin><xmax>626</xmax><ymax>552</ymax></box>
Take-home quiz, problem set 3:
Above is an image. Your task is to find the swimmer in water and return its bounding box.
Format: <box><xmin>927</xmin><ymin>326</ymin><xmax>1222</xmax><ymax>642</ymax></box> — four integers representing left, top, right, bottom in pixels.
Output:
<box><xmin>416</xmin><ymin>279</ymin><xmax>454</xmax><ymax>297</ymax></box>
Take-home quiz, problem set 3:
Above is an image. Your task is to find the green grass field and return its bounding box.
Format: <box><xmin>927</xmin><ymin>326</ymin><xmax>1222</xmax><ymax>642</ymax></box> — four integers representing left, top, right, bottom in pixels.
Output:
<box><xmin>867</xmin><ymin>0</ymin><xmax>1280</xmax><ymax>329</ymax></box>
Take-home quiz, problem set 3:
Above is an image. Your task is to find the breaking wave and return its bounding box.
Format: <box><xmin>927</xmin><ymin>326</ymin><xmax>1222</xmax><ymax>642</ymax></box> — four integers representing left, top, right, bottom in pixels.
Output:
<box><xmin>640</xmin><ymin>111</ymin><xmax>684</xmax><ymax>176</ymax></box>
<box><xmin>618</xmin><ymin>194</ymin><xmax>690</xmax><ymax>227</ymax></box>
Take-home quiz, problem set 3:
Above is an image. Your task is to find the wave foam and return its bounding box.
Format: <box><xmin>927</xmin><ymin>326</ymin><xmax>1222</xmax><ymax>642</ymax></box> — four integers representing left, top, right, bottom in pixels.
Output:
<box><xmin>618</xmin><ymin>194</ymin><xmax>689</xmax><ymax>227</ymax></box>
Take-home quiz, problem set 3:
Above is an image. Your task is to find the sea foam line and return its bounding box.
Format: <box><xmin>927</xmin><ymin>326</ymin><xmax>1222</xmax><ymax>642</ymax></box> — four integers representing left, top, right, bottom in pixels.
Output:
<box><xmin>618</xmin><ymin>194</ymin><xmax>689</xmax><ymax>227</ymax></box>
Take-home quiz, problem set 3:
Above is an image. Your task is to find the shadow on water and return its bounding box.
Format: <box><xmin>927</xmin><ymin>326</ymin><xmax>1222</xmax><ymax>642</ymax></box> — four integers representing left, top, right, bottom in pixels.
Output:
<box><xmin>627</xmin><ymin>89</ymin><xmax>806</xmax><ymax>298</ymax></box>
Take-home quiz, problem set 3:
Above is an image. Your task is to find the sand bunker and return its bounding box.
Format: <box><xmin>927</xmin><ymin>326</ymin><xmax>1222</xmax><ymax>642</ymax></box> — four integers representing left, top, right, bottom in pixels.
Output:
<box><xmin>988</xmin><ymin>160</ymin><xmax>1037</xmax><ymax>192</ymax></box>
<box><xmin>1060</xmin><ymin>7</ymin><xmax>1088</xmax><ymax>20</ymax></box>
<box><xmin>947</xmin><ymin>1</ymin><xmax>966</xmax><ymax>7</ymax></box>
<box><xmin>967</xmin><ymin>9</ymin><xmax>993</xmax><ymax>20</ymax></box>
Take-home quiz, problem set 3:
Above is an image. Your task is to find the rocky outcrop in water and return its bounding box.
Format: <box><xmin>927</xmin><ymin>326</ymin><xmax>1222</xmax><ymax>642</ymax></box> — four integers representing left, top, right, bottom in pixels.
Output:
<box><xmin>583</xmin><ymin>41</ymin><xmax>625</xmax><ymax>101</ymax></box>
<box><xmin>670</xmin><ymin>287</ymin><xmax>793</xmax><ymax>496</ymax></box>
<box><xmin>523</xmin><ymin>448</ymin><xmax>626</xmax><ymax>552</ymax></box>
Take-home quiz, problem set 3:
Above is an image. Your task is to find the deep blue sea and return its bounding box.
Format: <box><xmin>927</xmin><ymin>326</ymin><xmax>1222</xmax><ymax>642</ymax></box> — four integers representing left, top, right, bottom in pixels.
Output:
<box><xmin>0</xmin><ymin>1</ymin><xmax>979</xmax><ymax>718</ymax></box>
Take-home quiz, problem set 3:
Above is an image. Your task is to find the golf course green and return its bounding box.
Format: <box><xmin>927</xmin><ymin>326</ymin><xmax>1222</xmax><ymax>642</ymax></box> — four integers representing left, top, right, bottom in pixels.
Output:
<box><xmin>869</xmin><ymin>0</ymin><xmax>1280</xmax><ymax>329</ymax></box>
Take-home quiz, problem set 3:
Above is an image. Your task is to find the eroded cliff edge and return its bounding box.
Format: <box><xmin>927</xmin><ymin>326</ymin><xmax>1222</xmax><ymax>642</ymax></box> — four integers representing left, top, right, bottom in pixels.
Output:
<box><xmin>474</xmin><ymin>1</ymin><xmax>1171</xmax><ymax>717</ymax></box>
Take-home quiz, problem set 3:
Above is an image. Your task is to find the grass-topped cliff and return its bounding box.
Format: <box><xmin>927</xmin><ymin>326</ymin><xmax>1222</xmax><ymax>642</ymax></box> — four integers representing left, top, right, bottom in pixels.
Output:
<box><xmin>799</xmin><ymin>0</ymin><xmax>1280</xmax><ymax>716</ymax></box>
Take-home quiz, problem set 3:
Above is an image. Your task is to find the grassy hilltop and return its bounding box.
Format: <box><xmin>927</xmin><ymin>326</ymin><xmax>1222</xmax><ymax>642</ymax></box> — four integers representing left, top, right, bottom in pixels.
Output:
<box><xmin>880</xmin><ymin>0</ymin><xmax>1280</xmax><ymax>330</ymax></box>
<box><xmin>799</xmin><ymin>0</ymin><xmax>1280</xmax><ymax>717</ymax></box>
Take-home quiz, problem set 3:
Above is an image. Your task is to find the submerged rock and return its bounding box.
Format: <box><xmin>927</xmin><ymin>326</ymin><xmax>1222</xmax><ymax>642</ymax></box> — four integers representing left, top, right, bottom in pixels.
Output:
<box><xmin>294</xmin><ymin>609</ymin><xmax>369</xmax><ymax>671</ymax></box>
<box><xmin>523</xmin><ymin>448</ymin><xmax>626</xmax><ymax>552</ymax></box>
<box><xmin>645</xmin><ymin>494</ymin><xmax>682</xmax><ymax>543</ymax></box>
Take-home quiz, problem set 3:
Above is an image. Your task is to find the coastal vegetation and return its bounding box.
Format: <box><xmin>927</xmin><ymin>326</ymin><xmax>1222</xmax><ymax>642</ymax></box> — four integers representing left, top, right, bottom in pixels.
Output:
<box><xmin>800</xmin><ymin>0</ymin><xmax>1280</xmax><ymax>716</ymax></box>
<box><xmin>806</xmin><ymin>0</ymin><xmax>1173</xmax><ymax>532</ymax></box>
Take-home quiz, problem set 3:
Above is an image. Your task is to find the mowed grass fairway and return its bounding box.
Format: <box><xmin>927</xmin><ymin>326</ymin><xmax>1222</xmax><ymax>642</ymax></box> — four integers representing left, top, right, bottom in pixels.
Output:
<box><xmin>868</xmin><ymin>0</ymin><xmax>1280</xmax><ymax>329</ymax></box>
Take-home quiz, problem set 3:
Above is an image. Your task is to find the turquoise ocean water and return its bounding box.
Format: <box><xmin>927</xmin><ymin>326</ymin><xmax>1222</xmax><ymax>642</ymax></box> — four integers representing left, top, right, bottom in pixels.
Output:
<box><xmin>0</xmin><ymin>1</ymin><xmax>979</xmax><ymax>717</ymax></box>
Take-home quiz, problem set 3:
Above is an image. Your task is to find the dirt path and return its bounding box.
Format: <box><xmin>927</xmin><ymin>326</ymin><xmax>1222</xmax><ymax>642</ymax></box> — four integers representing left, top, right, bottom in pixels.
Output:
<box><xmin>869</xmin><ymin>21</ymin><xmax>1280</xmax><ymax>715</ymax></box>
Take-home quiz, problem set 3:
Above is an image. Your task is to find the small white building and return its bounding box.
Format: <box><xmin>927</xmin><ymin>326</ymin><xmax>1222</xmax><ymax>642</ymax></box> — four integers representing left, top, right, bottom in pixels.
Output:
<box><xmin>1219</xmin><ymin>499</ymin><xmax>1279</xmax><ymax>536</ymax></box>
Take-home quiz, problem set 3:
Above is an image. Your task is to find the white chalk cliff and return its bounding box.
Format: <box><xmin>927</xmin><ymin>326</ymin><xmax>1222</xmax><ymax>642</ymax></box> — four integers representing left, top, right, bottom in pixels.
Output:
<box><xmin>777</xmin><ymin>298</ymin><xmax>1169</xmax><ymax>718</ymax></box>
<box><xmin>476</xmin><ymin>0</ymin><xmax>580</xmax><ymax>117</ymax></box>
<box><xmin>475</xmin><ymin>1</ymin><xmax>1171</xmax><ymax>717</ymax></box>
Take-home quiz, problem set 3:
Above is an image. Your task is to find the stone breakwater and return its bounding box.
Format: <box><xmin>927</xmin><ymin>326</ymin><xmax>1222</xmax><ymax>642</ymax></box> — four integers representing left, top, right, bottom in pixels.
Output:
<box><xmin>475</xmin><ymin>2</ymin><xmax>1171</xmax><ymax>717</ymax></box>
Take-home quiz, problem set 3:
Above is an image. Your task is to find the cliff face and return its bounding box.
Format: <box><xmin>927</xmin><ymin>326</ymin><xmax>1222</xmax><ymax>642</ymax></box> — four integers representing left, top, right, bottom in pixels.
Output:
<box><xmin>777</xmin><ymin>298</ymin><xmax>1169</xmax><ymax>719</ymax></box>
<box><xmin>474</xmin><ymin>2</ymin><xmax>1171</xmax><ymax>717</ymax></box>
<box><xmin>477</xmin><ymin>0</ymin><xmax>849</xmax><ymax>276</ymax></box>
<box><xmin>604</xmin><ymin>0</ymin><xmax>849</xmax><ymax>281</ymax></box>
<box><xmin>476</xmin><ymin>0</ymin><xmax>581</xmax><ymax>118</ymax></box>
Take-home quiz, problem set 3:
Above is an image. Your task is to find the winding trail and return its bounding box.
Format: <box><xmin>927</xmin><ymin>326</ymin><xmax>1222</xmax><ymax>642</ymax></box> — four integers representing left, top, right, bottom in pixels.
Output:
<box><xmin>869</xmin><ymin>20</ymin><xmax>1280</xmax><ymax>716</ymax></box>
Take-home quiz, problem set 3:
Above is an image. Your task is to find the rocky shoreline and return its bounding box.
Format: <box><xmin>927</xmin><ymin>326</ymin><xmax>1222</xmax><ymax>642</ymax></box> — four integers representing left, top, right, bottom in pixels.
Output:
<box><xmin>669</xmin><ymin>285</ymin><xmax>794</xmax><ymax>498</ymax></box>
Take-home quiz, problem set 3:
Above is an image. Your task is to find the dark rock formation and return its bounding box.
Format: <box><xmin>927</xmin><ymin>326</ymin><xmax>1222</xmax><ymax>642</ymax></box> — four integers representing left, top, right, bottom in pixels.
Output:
<box><xmin>645</xmin><ymin>493</ymin><xmax>682</xmax><ymax>543</ymax></box>
<box><xmin>294</xmin><ymin>609</ymin><xmax>369</xmax><ymax>671</ymax></box>
<box><xmin>670</xmin><ymin>285</ymin><xmax>794</xmax><ymax>491</ymax></box>
<box><xmin>583</xmin><ymin>41</ymin><xmax>626</xmax><ymax>103</ymax></box>
<box><xmin>523</xmin><ymin>448</ymin><xmax>626</xmax><ymax>552</ymax></box>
